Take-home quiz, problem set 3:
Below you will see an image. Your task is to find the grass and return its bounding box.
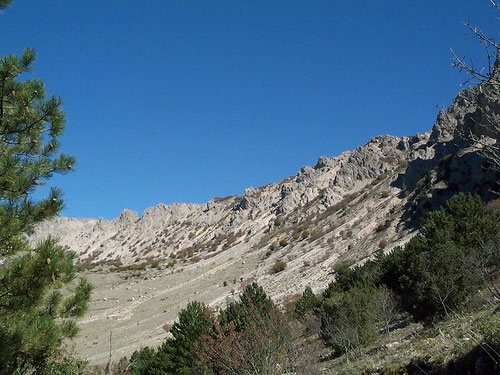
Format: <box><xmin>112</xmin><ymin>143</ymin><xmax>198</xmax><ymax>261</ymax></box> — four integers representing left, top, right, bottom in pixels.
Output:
<box><xmin>323</xmin><ymin>302</ymin><xmax>500</xmax><ymax>374</ymax></box>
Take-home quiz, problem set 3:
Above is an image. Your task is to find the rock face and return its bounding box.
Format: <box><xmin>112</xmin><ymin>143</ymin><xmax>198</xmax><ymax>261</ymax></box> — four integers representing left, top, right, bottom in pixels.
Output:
<box><xmin>33</xmin><ymin>134</ymin><xmax>408</xmax><ymax>264</ymax></box>
<box><xmin>31</xmin><ymin>73</ymin><xmax>500</xmax><ymax>278</ymax></box>
<box><xmin>29</xmin><ymin>71</ymin><xmax>500</xmax><ymax>366</ymax></box>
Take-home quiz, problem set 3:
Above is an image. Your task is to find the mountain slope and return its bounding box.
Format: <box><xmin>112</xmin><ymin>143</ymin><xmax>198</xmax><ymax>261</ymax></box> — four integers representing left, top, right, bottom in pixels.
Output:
<box><xmin>30</xmin><ymin>75</ymin><xmax>500</xmax><ymax>364</ymax></box>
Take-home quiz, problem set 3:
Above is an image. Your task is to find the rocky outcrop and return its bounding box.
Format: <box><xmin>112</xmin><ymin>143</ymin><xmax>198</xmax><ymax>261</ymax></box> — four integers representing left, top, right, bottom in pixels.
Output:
<box><xmin>31</xmin><ymin>73</ymin><xmax>500</xmax><ymax>302</ymax></box>
<box><xmin>28</xmin><ymin>69</ymin><xmax>500</xmax><ymax>366</ymax></box>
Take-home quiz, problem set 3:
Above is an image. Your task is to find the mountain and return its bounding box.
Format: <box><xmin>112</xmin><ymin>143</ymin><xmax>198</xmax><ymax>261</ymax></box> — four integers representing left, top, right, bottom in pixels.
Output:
<box><xmin>30</xmin><ymin>73</ymin><xmax>500</xmax><ymax>364</ymax></box>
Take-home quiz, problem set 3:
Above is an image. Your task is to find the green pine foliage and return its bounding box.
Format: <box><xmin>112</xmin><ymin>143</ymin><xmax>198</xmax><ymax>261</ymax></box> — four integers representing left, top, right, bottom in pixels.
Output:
<box><xmin>128</xmin><ymin>284</ymin><xmax>277</xmax><ymax>375</ymax></box>
<box><xmin>128</xmin><ymin>347</ymin><xmax>162</xmax><ymax>375</ymax></box>
<box><xmin>294</xmin><ymin>286</ymin><xmax>319</xmax><ymax>319</ymax></box>
<box><xmin>219</xmin><ymin>282</ymin><xmax>275</xmax><ymax>332</ymax></box>
<box><xmin>193</xmin><ymin>283</ymin><xmax>312</xmax><ymax>375</ymax></box>
<box><xmin>0</xmin><ymin>1</ymin><xmax>11</xmax><ymax>10</ymax></box>
<box><xmin>316</xmin><ymin>193</ymin><xmax>500</xmax><ymax>356</ymax></box>
<box><xmin>381</xmin><ymin>193</ymin><xmax>500</xmax><ymax>320</ymax></box>
<box><xmin>324</xmin><ymin>261</ymin><xmax>380</xmax><ymax>297</ymax></box>
<box><xmin>129</xmin><ymin>301</ymin><xmax>213</xmax><ymax>375</ymax></box>
<box><xmin>160</xmin><ymin>301</ymin><xmax>213</xmax><ymax>374</ymax></box>
<box><xmin>319</xmin><ymin>283</ymin><xmax>378</xmax><ymax>356</ymax></box>
<box><xmin>0</xmin><ymin>48</ymin><xmax>92</xmax><ymax>374</ymax></box>
<box><xmin>194</xmin><ymin>299</ymin><xmax>297</xmax><ymax>375</ymax></box>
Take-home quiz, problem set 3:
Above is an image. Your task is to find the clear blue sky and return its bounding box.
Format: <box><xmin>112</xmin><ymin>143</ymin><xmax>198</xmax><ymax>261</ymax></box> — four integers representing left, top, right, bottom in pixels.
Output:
<box><xmin>0</xmin><ymin>1</ymin><xmax>497</xmax><ymax>219</ymax></box>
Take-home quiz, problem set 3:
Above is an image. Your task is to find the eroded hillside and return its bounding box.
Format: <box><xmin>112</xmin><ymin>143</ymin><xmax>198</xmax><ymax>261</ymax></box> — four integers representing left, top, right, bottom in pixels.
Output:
<box><xmin>30</xmin><ymin>74</ymin><xmax>500</xmax><ymax>364</ymax></box>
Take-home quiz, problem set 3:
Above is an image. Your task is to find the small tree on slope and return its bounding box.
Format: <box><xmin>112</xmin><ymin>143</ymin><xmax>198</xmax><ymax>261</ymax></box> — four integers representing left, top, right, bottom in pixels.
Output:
<box><xmin>0</xmin><ymin>48</ymin><xmax>92</xmax><ymax>374</ymax></box>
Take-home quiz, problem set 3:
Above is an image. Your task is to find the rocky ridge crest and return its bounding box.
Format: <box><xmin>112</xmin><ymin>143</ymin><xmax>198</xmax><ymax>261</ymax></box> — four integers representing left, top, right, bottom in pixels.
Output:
<box><xmin>31</xmin><ymin>74</ymin><xmax>500</xmax><ymax>293</ymax></box>
<box><xmin>29</xmin><ymin>73</ymin><xmax>500</xmax><ymax>365</ymax></box>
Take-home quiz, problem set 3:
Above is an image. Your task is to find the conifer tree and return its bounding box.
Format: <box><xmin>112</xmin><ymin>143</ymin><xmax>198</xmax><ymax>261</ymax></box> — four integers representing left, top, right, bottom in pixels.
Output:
<box><xmin>156</xmin><ymin>301</ymin><xmax>213</xmax><ymax>375</ymax></box>
<box><xmin>295</xmin><ymin>286</ymin><xmax>319</xmax><ymax>319</ymax></box>
<box><xmin>0</xmin><ymin>1</ymin><xmax>12</xmax><ymax>10</ymax></box>
<box><xmin>0</xmin><ymin>48</ymin><xmax>92</xmax><ymax>374</ymax></box>
<box><xmin>219</xmin><ymin>282</ymin><xmax>274</xmax><ymax>332</ymax></box>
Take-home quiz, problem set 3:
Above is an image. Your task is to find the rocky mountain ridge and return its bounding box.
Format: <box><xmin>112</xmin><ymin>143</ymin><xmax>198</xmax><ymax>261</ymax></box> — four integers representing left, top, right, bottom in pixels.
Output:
<box><xmin>34</xmin><ymin>133</ymin><xmax>415</xmax><ymax>263</ymax></box>
<box><xmin>29</xmin><ymin>75</ymin><xmax>500</xmax><ymax>364</ymax></box>
<box><xmin>32</xmin><ymin>72</ymin><xmax>500</xmax><ymax>291</ymax></box>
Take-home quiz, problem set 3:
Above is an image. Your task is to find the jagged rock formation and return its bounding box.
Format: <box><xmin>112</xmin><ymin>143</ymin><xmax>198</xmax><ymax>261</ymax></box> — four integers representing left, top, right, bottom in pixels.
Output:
<box><xmin>31</xmin><ymin>69</ymin><xmax>500</xmax><ymax>293</ymax></box>
<box><xmin>30</xmin><ymin>74</ymin><xmax>500</xmax><ymax>365</ymax></box>
<box><xmin>33</xmin><ymin>134</ymin><xmax>412</xmax><ymax>266</ymax></box>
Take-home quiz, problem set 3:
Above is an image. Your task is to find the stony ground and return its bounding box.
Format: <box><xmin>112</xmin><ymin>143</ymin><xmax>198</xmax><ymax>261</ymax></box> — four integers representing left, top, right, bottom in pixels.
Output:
<box><xmin>50</xmin><ymin>75</ymin><xmax>500</xmax><ymax>366</ymax></box>
<box><xmin>61</xmin><ymin>177</ymin><xmax>412</xmax><ymax>365</ymax></box>
<box><xmin>70</xmin><ymin>244</ymin><xmax>262</xmax><ymax>365</ymax></box>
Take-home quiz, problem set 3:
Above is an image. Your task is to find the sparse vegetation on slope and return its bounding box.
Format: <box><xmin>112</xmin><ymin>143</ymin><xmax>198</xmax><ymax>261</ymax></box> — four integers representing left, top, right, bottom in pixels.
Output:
<box><xmin>23</xmin><ymin>4</ymin><xmax>500</xmax><ymax>371</ymax></box>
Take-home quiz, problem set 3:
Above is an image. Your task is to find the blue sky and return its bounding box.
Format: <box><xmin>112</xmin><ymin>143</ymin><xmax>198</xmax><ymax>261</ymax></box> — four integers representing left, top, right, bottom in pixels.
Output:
<box><xmin>0</xmin><ymin>1</ymin><xmax>498</xmax><ymax>219</ymax></box>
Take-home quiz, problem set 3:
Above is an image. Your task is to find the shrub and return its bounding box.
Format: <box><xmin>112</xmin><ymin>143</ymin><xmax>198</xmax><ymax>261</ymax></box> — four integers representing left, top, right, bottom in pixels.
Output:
<box><xmin>319</xmin><ymin>283</ymin><xmax>378</xmax><ymax>357</ymax></box>
<box><xmin>137</xmin><ymin>301</ymin><xmax>214</xmax><ymax>375</ymax></box>
<box><xmin>376</xmin><ymin>219</ymin><xmax>392</xmax><ymax>232</ymax></box>
<box><xmin>128</xmin><ymin>346</ymin><xmax>158</xmax><ymax>375</ymax></box>
<box><xmin>340</xmin><ymin>229</ymin><xmax>352</xmax><ymax>239</ymax></box>
<box><xmin>194</xmin><ymin>297</ymin><xmax>310</xmax><ymax>375</ymax></box>
<box><xmin>271</xmin><ymin>261</ymin><xmax>287</xmax><ymax>273</ymax></box>
<box><xmin>373</xmin><ymin>285</ymin><xmax>399</xmax><ymax>334</ymax></box>
<box><xmin>219</xmin><ymin>283</ymin><xmax>275</xmax><ymax>332</ymax></box>
<box><xmin>381</xmin><ymin>193</ymin><xmax>500</xmax><ymax>321</ymax></box>
<box><xmin>279</xmin><ymin>239</ymin><xmax>288</xmax><ymax>247</ymax></box>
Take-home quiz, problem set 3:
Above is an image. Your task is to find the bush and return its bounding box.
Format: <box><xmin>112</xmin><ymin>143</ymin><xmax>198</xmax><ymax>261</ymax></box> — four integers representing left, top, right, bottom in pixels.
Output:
<box><xmin>373</xmin><ymin>285</ymin><xmax>399</xmax><ymax>334</ymax></box>
<box><xmin>194</xmin><ymin>296</ymin><xmax>312</xmax><ymax>375</ymax></box>
<box><xmin>325</xmin><ymin>259</ymin><xmax>382</xmax><ymax>296</ymax></box>
<box><xmin>129</xmin><ymin>346</ymin><xmax>157</xmax><ymax>375</ymax></box>
<box><xmin>319</xmin><ymin>283</ymin><xmax>378</xmax><ymax>357</ymax></box>
<box><xmin>381</xmin><ymin>193</ymin><xmax>500</xmax><ymax>321</ymax></box>
<box><xmin>141</xmin><ymin>301</ymin><xmax>213</xmax><ymax>375</ymax></box>
<box><xmin>37</xmin><ymin>351</ymin><xmax>88</xmax><ymax>375</ymax></box>
<box><xmin>271</xmin><ymin>261</ymin><xmax>287</xmax><ymax>273</ymax></box>
<box><xmin>376</xmin><ymin>219</ymin><xmax>392</xmax><ymax>232</ymax></box>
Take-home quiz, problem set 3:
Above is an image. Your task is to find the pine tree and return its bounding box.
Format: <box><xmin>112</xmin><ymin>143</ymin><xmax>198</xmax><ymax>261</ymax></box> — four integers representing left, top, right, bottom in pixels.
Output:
<box><xmin>0</xmin><ymin>48</ymin><xmax>92</xmax><ymax>374</ymax></box>
<box><xmin>381</xmin><ymin>193</ymin><xmax>500</xmax><ymax>321</ymax></box>
<box><xmin>0</xmin><ymin>1</ymin><xmax>12</xmax><ymax>10</ymax></box>
<box><xmin>219</xmin><ymin>282</ymin><xmax>274</xmax><ymax>332</ymax></box>
<box><xmin>154</xmin><ymin>301</ymin><xmax>213</xmax><ymax>375</ymax></box>
<box><xmin>295</xmin><ymin>286</ymin><xmax>319</xmax><ymax>319</ymax></box>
